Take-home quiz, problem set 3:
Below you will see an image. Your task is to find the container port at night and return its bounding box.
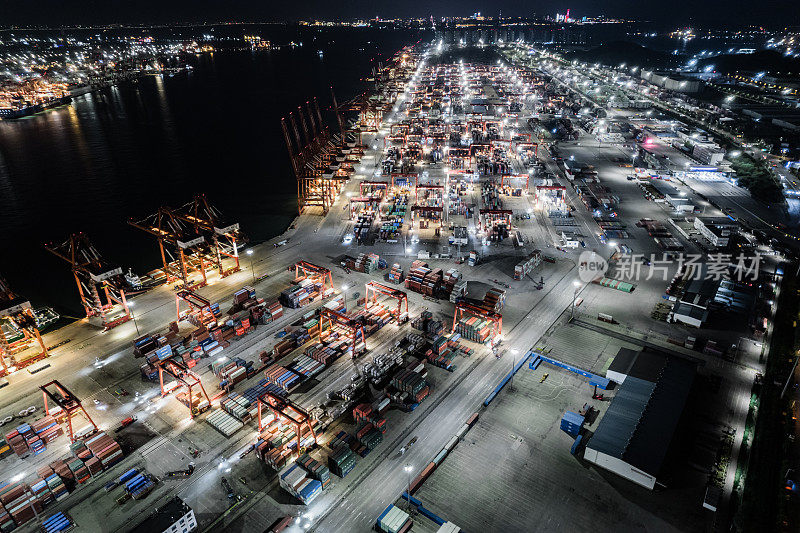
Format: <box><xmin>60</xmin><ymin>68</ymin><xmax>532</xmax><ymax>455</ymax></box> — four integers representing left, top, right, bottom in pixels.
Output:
<box><xmin>1</xmin><ymin>24</ymin><xmax>799</xmax><ymax>533</ymax></box>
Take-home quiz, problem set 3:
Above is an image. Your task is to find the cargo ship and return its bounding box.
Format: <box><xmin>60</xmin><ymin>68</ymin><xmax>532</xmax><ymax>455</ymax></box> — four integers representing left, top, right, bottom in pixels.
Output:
<box><xmin>0</xmin><ymin>306</ymin><xmax>61</xmax><ymax>345</ymax></box>
<box><xmin>0</xmin><ymin>95</ymin><xmax>73</xmax><ymax>120</ymax></box>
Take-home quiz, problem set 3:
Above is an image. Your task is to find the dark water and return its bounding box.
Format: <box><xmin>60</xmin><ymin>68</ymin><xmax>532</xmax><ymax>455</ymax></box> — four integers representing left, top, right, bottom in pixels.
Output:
<box><xmin>0</xmin><ymin>28</ymin><xmax>414</xmax><ymax>315</ymax></box>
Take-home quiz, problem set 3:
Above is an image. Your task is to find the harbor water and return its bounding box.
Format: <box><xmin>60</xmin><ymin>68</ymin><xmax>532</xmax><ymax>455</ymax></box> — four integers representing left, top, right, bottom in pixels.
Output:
<box><xmin>0</xmin><ymin>27</ymin><xmax>412</xmax><ymax>315</ymax></box>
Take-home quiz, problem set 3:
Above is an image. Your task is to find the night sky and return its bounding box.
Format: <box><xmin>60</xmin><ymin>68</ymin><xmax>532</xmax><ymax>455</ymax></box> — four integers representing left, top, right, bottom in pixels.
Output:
<box><xmin>1</xmin><ymin>0</ymin><xmax>797</xmax><ymax>27</ymax></box>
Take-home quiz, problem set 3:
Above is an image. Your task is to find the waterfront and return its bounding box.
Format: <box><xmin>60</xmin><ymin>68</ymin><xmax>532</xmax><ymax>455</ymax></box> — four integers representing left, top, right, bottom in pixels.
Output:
<box><xmin>0</xmin><ymin>28</ymin><xmax>410</xmax><ymax>315</ymax></box>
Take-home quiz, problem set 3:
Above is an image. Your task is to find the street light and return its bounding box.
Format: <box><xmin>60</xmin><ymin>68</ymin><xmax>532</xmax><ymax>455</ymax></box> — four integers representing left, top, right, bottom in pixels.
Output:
<box><xmin>128</xmin><ymin>301</ymin><xmax>140</xmax><ymax>336</ymax></box>
<box><xmin>404</xmin><ymin>464</ymin><xmax>413</xmax><ymax>511</ymax></box>
<box><xmin>571</xmin><ymin>280</ymin><xmax>581</xmax><ymax>319</ymax></box>
<box><xmin>246</xmin><ymin>249</ymin><xmax>256</xmax><ymax>284</ymax></box>
<box><xmin>342</xmin><ymin>284</ymin><xmax>349</xmax><ymax>306</ymax></box>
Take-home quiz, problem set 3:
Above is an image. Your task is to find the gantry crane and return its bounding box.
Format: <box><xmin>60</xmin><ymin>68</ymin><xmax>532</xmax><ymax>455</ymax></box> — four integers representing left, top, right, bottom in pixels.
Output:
<box><xmin>500</xmin><ymin>174</ymin><xmax>530</xmax><ymax>191</ymax></box>
<box><xmin>175</xmin><ymin>289</ymin><xmax>212</xmax><ymax>321</ymax></box>
<box><xmin>172</xmin><ymin>194</ymin><xmax>246</xmax><ymax>278</ymax></box>
<box><xmin>478</xmin><ymin>209</ymin><xmax>514</xmax><ymax>231</ymax></box>
<box><xmin>158</xmin><ymin>357</ymin><xmax>212</xmax><ymax>420</ymax></box>
<box><xmin>364</xmin><ymin>282</ymin><xmax>408</xmax><ymax>322</ymax></box>
<box><xmin>359</xmin><ymin>181</ymin><xmax>388</xmax><ymax>198</ymax></box>
<box><xmin>257</xmin><ymin>391</ymin><xmax>317</xmax><ymax>453</ymax></box>
<box><xmin>41</xmin><ymin>380</ymin><xmax>98</xmax><ymax>443</ymax></box>
<box><xmin>0</xmin><ymin>276</ymin><xmax>47</xmax><ymax>375</ymax></box>
<box><xmin>318</xmin><ymin>307</ymin><xmax>366</xmax><ymax>356</ymax></box>
<box><xmin>128</xmin><ymin>206</ymin><xmax>211</xmax><ymax>288</ymax></box>
<box><xmin>44</xmin><ymin>233</ymin><xmax>133</xmax><ymax>330</ymax></box>
<box><xmin>451</xmin><ymin>301</ymin><xmax>503</xmax><ymax>342</ymax></box>
<box><xmin>294</xmin><ymin>261</ymin><xmax>334</xmax><ymax>293</ymax></box>
<box><xmin>282</xmin><ymin>96</ymin><xmax>350</xmax><ymax>215</ymax></box>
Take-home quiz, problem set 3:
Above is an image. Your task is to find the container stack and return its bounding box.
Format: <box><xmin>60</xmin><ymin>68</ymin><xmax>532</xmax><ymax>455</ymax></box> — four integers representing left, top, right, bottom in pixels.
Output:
<box><xmin>229</xmin><ymin>285</ymin><xmax>257</xmax><ymax>314</ymax></box>
<box><xmin>388</xmin><ymin>263</ymin><xmax>404</xmax><ymax>283</ymax></box>
<box><xmin>560</xmin><ymin>411</ymin><xmax>585</xmax><ymax>437</ymax></box>
<box><xmin>206</xmin><ymin>408</ymin><xmax>244</xmax><ymax>437</ymax></box>
<box><xmin>28</xmin><ymin>479</ymin><xmax>53</xmax><ymax>509</ymax></box>
<box><xmin>279</xmin><ymin>280</ymin><xmax>323</xmax><ymax>309</ymax></box>
<box><xmin>376</xmin><ymin>505</ymin><xmax>412</xmax><ymax>533</ymax></box>
<box><xmin>295</xmin><ymin>454</ymin><xmax>331</xmax><ymax>490</ymax></box>
<box><xmin>468</xmin><ymin>250</ymin><xmax>478</xmax><ymax>267</ymax></box>
<box><xmin>482</xmin><ymin>288</ymin><xmax>506</xmax><ymax>312</ymax></box>
<box><xmin>425</xmin><ymin>338</ymin><xmax>454</xmax><ymax>371</ymax></box>
<box><xmin>272</xmin><ymin>335</ymin><xmax>298</xmax><ymax>359</ymax></box>
<box><xmin>221</xmin><ymin>394</ymin><xmax>256</xmax><ymax>423</ymax></box>
<box><xmin>278</xmin><ymin>464</ymin><xmax>322</xmax><ymax>505</ymax></box>
<box><xmin>356</xmin><ymin>423</ymin><xmax>383</xmax><ymax>451</ymax></box>
<box><xmin>5</xmin><ymin>428</ymin><xmax>29</xmax><ymax>458</ymax></box>
<box><xmin>85</xmin><ymin>431</ymin><xmax>123</xmax><ymax>468</ymax></box>
<box><xmin>454</xmin><ymin>317</ymin><xmax>494</xmax><ymax>344</ymax></box>
<box><xmin>411</xmin><ymin>311</ymin><xmax>444</xmax><ymax>337</ymax></box>
<box><xmin>358</xmin><ymin>253</ymin><xmax>381</xmax><ymax>273</ymax></box>
<box><xmin>514</xmin><ymin>250</ymin><xmax>542</xmax><ymax>280</ymax></box>
<box><xmin>327</xmin><ymin>444</ymin><xmax>357</xmax><ymax>478</ymax></box>
<box><xmin>41</xmin><ymin>511</ymin><xmax>73</xmax><ymax>533</ymax></box>
<box><xmin>42</xmin><ymin>470</ymin><xmax>68</xmax><ymax>502</ymax></box>
<box><xmin>391</xmin><ymin>367</ymin><xmax>430</xmax><ymax>405</ymax></box>
<box><xmin>404</xmin><ymin>261</ymin><xmax>442</xmax><ymax>297</ymax></box>
<box><xmin>124</xmin><ymin>472</ymin><xmax>155</xmax><ymax>500</ymax></box>
<box><xmin>264</xmin><ymin>364</ymin><xmax>301</xmax><ymax>392</ymax></box>
<box><xmin>255</xmin><ymin>414</ymin><xmax>319</xmax><ymax>470</ymax></box>
<box><xmin>0</xmin><ymin>481</ymin><xmax>42</xmax><ymax>529</ymax></box>
<box><xmin>449</xmin><ymin>279</ymin><xmax>467</xmax><ymax>303</ymax></box>
<box><xmin>67</xmin><ymin>458</ymin><xmax>90</xmax><ymax>485</ymax></box>
<box><xmin>288</xmin><ymin>354</ymin><xmax>325</xmax><ymax>379</ymax></box>
<box><xmin>441</xmin><ymin>269</ymin><xmax>462</xmax><ymax>297</ymax></box>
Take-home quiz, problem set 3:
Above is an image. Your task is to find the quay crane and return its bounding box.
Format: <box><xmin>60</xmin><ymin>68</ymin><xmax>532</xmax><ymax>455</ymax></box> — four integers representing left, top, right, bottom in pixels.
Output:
<box><xmin>282</xmin><ymin>95</ymin><xmax>351</xmax><ymax>215</ymax></box>
<box><xmin>44</xmin><ymin>233</ymin><xmax>133</xmax><ymax>330</ymax></box>
<box><xmin>128</xmin><ymin>206</ymin><xmax>212</xmax><ymax>289</ymax></box>
<box><xmin>172</xmin><ymin>194</ymin><xmax>246</xmax><ymax>278</ymax></box>
<box><xmin>0</xmin><ymin>275</ymin><xmax>47</xmax><ymax>376</ymax></box>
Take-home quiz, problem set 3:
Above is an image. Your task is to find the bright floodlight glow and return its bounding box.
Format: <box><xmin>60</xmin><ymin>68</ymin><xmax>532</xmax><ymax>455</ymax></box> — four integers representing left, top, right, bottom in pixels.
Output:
<box><xmin>246</xmin><ymin>249</ymin><xmax>254</xmax><ymax>255</ymax></box>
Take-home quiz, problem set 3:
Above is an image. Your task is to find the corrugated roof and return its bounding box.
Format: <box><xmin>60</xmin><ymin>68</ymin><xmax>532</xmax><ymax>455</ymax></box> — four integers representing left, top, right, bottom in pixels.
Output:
<box><xmin>588</xmin><ymin>349</ymin><xmax>696</xmax><ymax>477</ymax></box>
<box><xmin>608</xmin><ymin>347</ymin><xmax>638</xmax><ymax>376</ymax></box>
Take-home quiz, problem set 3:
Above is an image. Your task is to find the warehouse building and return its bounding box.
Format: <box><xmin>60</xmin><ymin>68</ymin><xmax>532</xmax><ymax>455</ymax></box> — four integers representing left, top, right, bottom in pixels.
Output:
<box><xmin>586</xmin><ymin>348</ymin><xmax>697</xmax><ymax>490</ymax></box>
<box><xmin>694</xmin><ymin>216</ymin><xmax>738</xmax><ymax>248</ymax></box>
<box><xmin>130</xmin><ymin>496</ymin><xmax>197</xmax><ymax>533</ymax></box>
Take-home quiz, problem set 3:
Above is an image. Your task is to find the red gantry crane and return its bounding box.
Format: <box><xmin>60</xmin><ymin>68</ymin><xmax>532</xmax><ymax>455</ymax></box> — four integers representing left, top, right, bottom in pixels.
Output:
<box><xmin>44</xmin><ymin>233</ymin><xmax>133</xmax><ymax>330</ymax></box>
<box><xmin>294</xmin><ymin>261</ymin><xmax>334</xmax><ymax>293</ymax></box>
<box><xmin>0</xmin><ymin>276</ymin><xmax>48</xmax><ymax>376</ymax></box>
<box><xmin>172</xmin><ymin>194</ymin><xmax>246</xmax><ymax>278</ymax></box>
<box><xmin>41</xmin><ymin>380</ymin><xmax>98</xmax><ymax>443</ymax></box>
<box><xmin>451</xmin><ymin>301</ymin><xmax>503</xmax><ymax>342</ymax></box>
<box><xmin>282</xmin><ymin>96</ymin><xmax>351</xmax><ymax>215</ymax></box>
<box><xmin>258</xmin><ymin>391</ymin><xmax>317</xmax><ymax>452</ymax></box>
<box><xmin>318</xmin><ymin>307</ymin><xmax>366</xmax><ymax>356</ymax></box>
<box><xmin>158</xmin><ymin>357</ymin><xmax>212</xmax><ymax>419</ymax></box>
<box><xmin>128</xmin><ymin>206</ymin><xmax>211</xmax><ymax>288</ymax></box>
<box><xmin>364</xmin><ymin>282</ymin><xmax>408</xmax><ymax>322</ymax></box>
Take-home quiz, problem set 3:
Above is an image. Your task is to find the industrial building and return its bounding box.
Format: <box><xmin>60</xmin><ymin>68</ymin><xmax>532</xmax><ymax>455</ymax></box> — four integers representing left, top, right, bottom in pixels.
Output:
<box><xmin>585</xmin><ymin>348</ymin><xmax>697</xmax><ymax>489</ymax></box>
<box><xmin>129</xmin><ymin>496</ymin><xmax>196</xmax><ymax>533</ymax></box>
<box><xmin>640</xmin><ymin>70</ymin><xmax>702</xmax><ymax>93</ymax></box>
<box><xmin>693</xmin><ymin>216</ymin><xmax>738</xmax><ymax>248</ymax></box>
